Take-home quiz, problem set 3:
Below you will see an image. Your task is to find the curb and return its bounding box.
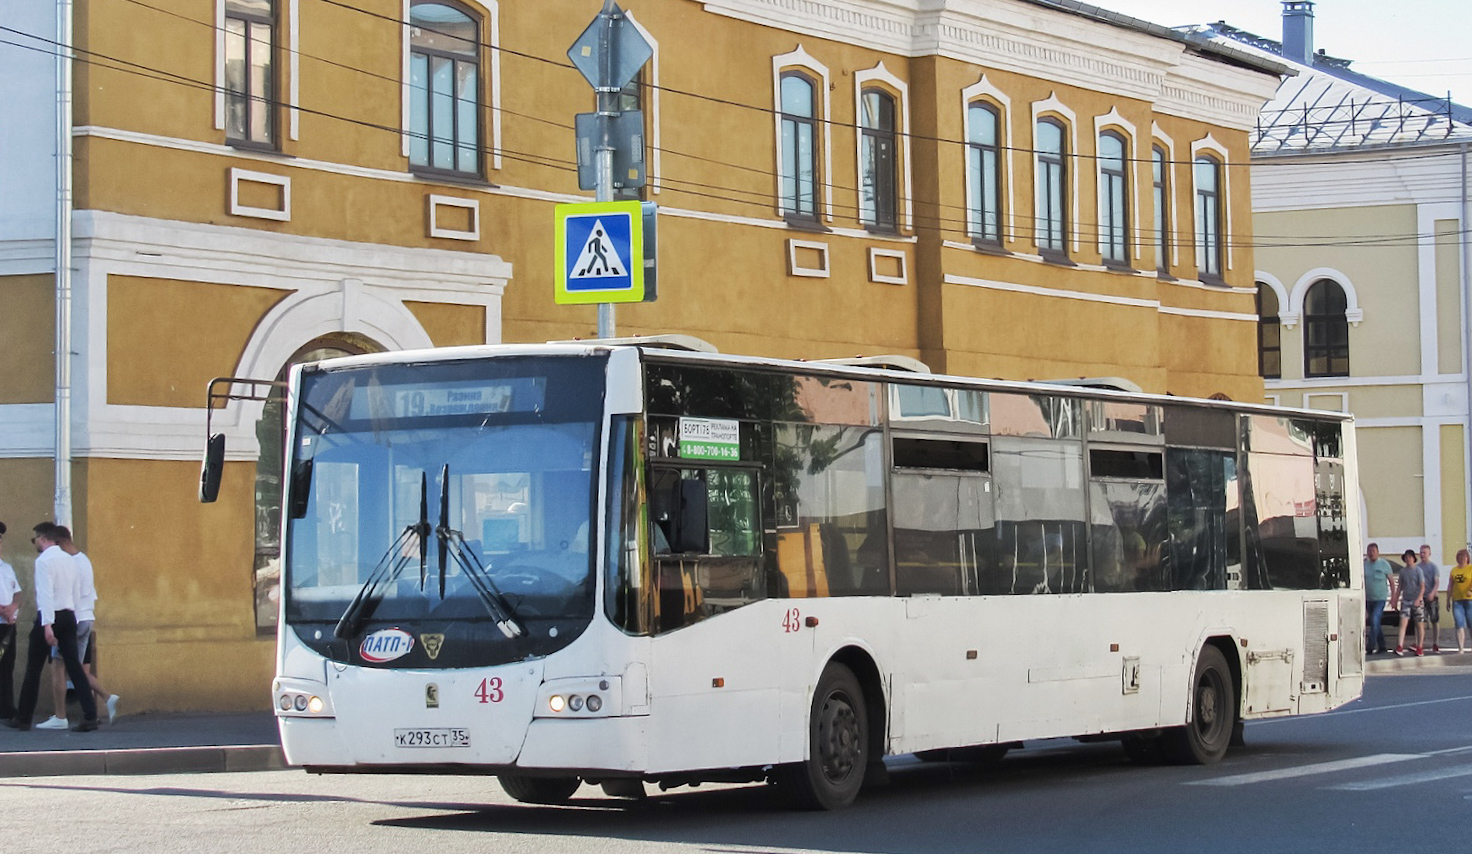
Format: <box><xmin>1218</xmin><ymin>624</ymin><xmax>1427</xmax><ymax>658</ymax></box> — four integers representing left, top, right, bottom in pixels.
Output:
<box><xmin>1366</xmin><ymin>650</ymin><xmax>1472</xmax><ymax>674</ymax></box>
<box><xmin>0</xmin><ymin>744</ymin><xmax>286</xmax><ymax>778</ymax></box>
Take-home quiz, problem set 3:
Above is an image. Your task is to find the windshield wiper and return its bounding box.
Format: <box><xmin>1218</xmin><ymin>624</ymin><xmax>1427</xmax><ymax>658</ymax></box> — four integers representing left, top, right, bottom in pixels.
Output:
<box><xmin>435</xmin><ymin>463</ymin><xmax>524</xmax><ymax>639</ymax></box>
<box><xmin>334</xmin><ymin>473</ymin><xmax>430</xmax><ymax>639</ymax></box>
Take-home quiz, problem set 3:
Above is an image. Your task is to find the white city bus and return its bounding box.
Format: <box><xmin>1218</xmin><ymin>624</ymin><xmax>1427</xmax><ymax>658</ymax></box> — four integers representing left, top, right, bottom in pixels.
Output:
<box><xmin>251</xmin><ymin>337</ymin><xmax>1362</xmax><ymax>809</ymax></box>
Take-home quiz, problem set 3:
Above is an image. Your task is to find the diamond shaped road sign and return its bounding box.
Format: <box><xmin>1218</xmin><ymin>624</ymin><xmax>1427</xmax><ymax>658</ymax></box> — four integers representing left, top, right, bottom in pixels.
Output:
<box><xmin>567</xmin><ymin>2</ymin><xmax>652</xmax><ymax>91</ymax></box>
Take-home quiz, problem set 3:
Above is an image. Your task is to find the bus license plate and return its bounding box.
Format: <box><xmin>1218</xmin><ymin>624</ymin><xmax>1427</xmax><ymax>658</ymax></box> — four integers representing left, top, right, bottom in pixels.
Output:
<box><xmin>393</xmin><ymin>728</ymin><xmax>471</xmax><ymax>748</ymax></box>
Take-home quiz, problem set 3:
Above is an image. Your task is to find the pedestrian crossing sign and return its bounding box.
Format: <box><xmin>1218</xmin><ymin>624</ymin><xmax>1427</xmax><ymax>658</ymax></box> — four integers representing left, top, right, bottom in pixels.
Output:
<box><xmin>554</xmin><ymin>200</ymin><xmax>645</xmax><ymax>305</ymax></box>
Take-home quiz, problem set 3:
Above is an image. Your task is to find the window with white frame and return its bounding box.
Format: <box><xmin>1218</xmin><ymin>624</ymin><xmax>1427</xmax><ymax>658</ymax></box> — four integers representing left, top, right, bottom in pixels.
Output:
<box><xmin>779</xmin><ymin>71</ymin><xmax>819</xmax><ymax>221</ymax></box>
<box><xmin>1303</xmin><ymin>279</ymin><xmax>1349</xmax><ymax>378</ymax></box>
<box><xmin>409</xmin><ymin>1</ymin><xmax>482</xmax><ymax>177</ymax></box>
<box><xmin>224</xmin><ymin>0</ymin><xmax>276</xmax><ymax>147</ymax></box>
<box><xmin>1194</xmin><ymin>155</ymin><xmax>1223</xmax><ymax>278</ymax></box>
<box><xmin>1098</xmin><ymin>131</ymin><xmax>1129</xmax><ymax>264</ymax></box>
<box><xmin>967</xmin><ymin>101</ymin><xmax>1002</xmax><ymax>244</ymax></box>
<box><xmin>1035</xmin><ymin>118</ymin><xmax>1067</xmax><ymax>255</ymax></box>
<box><xmin>860</xmin><ymin>87</ymin><xmax>898</xmax><ymax>231</ymax></box>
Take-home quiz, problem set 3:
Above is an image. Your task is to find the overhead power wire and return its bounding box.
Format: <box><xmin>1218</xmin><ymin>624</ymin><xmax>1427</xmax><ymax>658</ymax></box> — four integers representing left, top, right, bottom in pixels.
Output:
<box><xmin>3</xmin><ymin>18</ymin><xmax>1468</xmax><ymax>252</ymax></box>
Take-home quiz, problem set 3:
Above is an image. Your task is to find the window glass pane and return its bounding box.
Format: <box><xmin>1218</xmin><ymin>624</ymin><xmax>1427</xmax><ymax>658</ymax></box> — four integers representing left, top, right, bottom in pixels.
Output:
<box><xmin>773</xmin><ymin>425</ymin><xmax>889</xmax><ymax>597</ymax></box>
<box><xmin>1166</xmin><ymin>449</ymin><xmax>1239</xmax><ymax>590</ymax></box>
<box><xmin>990</xmin><ymin>392</ymin><xmax>1080</xmax><ymax>439</ymax></box>
<box><xmin>781</xmin><ymin>74</ymin><xmax>813</xmax><ymax>118</ymax></box>
<box><xmin>409</xmin><ymin>54</ymin><xmax>429</xmax><ymax>165</ymax></box>
<box><xmin>455</xmin><ymin>61</ymin><xmax>478</xmax><ymax>173</ymax></box>
<box><xmin>992</xmin><ymin>437</ymin><xmax>1087</xmax><ymax>594</ymax></box>
<box><xmin>1037</xmin><ymin>121</ymin><xmax>1062</xmax><ymax>154</ymax></box>
<box><xmin>248</xmin><ymin>20</ymin><xmax>273</xmax><ymax>142</ymax></box>
<box><xmin>227</xmin><ymin>0</ymin><xmax>272</xmax><ymax>14</ymax></box>
<box><xmin>1090</xmin><ymin>480</ymin><xmax>1167</xmax><ymax>592</ymax></box>
<box><xmin>1087</xmin><ymin>401</ymin><xmax>1162</xmax><ymax>441</ymax></box>
<box><xmin>224</xmin><ymin>19</ymin><xmax>247</xmax><ymax>139</ymax></box>
<box><xmin>893</xmin><ymin>473</ymin><xmax>994</xmax><ymax>596</ymax></box>
<box><xmin>431</xmin><ymin>56</ymin><xmax>454</xmax><ymax>169</ymax></box>
<box><xmin>1153</xmin><ymin>147</ymin><xmax>1168</xmax><ymax>268</ymax></box>
<box><xmin>1243</xmin><ymin>451</ymin><xmax>1320</xmax><ymax>589</ymax></box>
<box><xmin>411</xmin><ymin>3</ymin><xmax>477</xmax><ymax>54</ymax></box>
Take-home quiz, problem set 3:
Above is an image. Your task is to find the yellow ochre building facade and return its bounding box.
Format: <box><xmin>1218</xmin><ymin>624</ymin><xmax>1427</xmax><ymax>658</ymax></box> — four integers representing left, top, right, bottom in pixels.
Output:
<box><xmin>0</xmin><ymin>0</ymin><xmax>1282</xmax><ymax>710</ymax></box>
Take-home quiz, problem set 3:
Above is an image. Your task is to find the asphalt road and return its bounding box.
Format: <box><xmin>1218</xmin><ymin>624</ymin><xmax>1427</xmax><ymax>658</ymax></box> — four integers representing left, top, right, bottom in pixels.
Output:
<box><xmin>4</xmin><ymin>671</ymin><xmax>1471</xmax><ymax>854</ymax></box>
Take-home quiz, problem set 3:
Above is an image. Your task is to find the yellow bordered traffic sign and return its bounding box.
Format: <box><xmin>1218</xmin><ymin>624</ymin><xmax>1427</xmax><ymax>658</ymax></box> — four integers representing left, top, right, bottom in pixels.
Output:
<box><xmin>555</xmin><ymin>200</ymin><xmax>645</xmax><ymax>305</ymax></box>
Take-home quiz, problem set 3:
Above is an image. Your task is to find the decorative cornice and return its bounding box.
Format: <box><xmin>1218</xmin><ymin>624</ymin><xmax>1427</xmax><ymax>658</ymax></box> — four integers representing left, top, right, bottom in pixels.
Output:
<box><xmin>697</xmin><ymin>0</ymin><xmax>1275</xmax><ymax>124</ymax></box>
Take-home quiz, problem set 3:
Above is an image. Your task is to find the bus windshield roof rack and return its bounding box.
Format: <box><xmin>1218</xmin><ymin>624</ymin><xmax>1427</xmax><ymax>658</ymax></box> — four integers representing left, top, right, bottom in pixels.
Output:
<box><xmin>546</xmin><ymin>334</ymin><xmax>719</xmax><ymax>353</ymax></box>
<box><xmin>814</xmin><ymin>355</ymin><xmax>932</xmax><ymax>374</ymax></box>
<box><xmin>1042</xmin><ymin>376</ymin><xmax>1144</xmax><ymax>393</ymax></box>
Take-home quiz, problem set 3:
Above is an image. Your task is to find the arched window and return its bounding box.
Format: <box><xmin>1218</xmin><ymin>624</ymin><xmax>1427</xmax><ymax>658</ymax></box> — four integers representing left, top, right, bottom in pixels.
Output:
<box><xmin>1257</xmin><ymin>284</ymin><xmax>1281</xmax><ymax>379</ymax></box>
<box><xmin>1303</xmin><ymin>280</ymin><xmax>1350</xmax><ymax>378</ymax></box>
<box><xmin>1098</xmin><ymin>131</ymin><xmax>1129</xmax><ymax>264</ymax></box>
<box><xmin>253</xmin><ymin>334</ymin><xmax>382</xmax><ymax>632</ymax></box>
<box><xmin>409</xmin><ymin>1</ymin><xmax>481</xmax><ymax>176</ymax></box>
<box><xmin>779</xmin><ymin>71</ymin><xmax>819</xmax><ymax>220</ymax></box>
<box><xmin>224</xmin><ymin>0</ymin><xmax>276</xmax><ymax>147</ymax></box>
<box><xmin>1152</xmin><ymin>145</ymin><xmax>1170</xmax><ymax>273</ymax></box>
<box><xmin>1194</xmin><ymin>155</ymin><xmax>1223</xmax><ymax>279</ymax></box>
<box><xmin>860</xmin><ymin>87</ymin><xmax>897</xmax><ymax>231</ymax></box>
<box><xmin>1035</xmin><ymin>119</ymin><xmax>1067</xmax><ymax>255</ymax></box>
<box><xmin>967</xmin><ymin>101</ymin><xmax>1002</xmax><ymax>244</ymax></box>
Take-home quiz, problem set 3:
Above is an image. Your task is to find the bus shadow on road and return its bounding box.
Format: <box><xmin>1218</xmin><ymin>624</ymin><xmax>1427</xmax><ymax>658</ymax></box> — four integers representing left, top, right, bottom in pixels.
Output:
<box><xmin>371</xmin><ymin>740</ymin><xmax>1238</xmax><ymax>850</ymax></box>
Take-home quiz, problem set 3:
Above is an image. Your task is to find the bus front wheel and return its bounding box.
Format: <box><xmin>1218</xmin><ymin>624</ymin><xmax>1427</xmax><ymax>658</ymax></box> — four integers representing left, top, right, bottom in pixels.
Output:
<box><xmin>499</xmin><ymin>774</ymin><xmax>581</xmax><ymax>804</ymax></box>
<box><xmin>1162</xmin><ymin>645</ymin><xmax>1235</xmax><ymax>765</ymax></box>
<box><xmin>777</xmin><ymin>662</ymin><xmax>868</xmax><ymax>810</ymax></box>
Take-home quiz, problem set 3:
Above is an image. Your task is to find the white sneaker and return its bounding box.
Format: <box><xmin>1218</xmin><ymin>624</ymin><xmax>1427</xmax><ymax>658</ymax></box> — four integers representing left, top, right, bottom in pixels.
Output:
<box><xmin>105</xmin><ymin>695</ymin><xmax>119</xmax><ymax>725</ymax></box>
<box><xmin>35</xmin><ymin>715</ymin><xmax>68</xmax><ymax>730</ymax></box>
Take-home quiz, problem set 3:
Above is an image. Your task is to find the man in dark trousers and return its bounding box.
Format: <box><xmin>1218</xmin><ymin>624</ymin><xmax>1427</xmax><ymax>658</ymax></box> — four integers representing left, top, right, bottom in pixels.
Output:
<box><xmin>2</xmin><ymin>522</ymin><xmax>99</xmax><ymax>732</ymax></box>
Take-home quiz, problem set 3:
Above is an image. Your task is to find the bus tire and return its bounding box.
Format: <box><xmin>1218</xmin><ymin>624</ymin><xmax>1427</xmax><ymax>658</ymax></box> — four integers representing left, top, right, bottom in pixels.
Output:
<box><xmin>1162</xmin><ymin>645</ymin><xmax>1235</xmax><ymax>765</ymax></box>
<box><xmin>499</xmin><ymin>774</ymin><xmax>581</xmax><ymax>804</ymax></box>
<box><xmin>777</xmin><ymin>662</ymin><xmax>868</xmax><ymax>810</ymax></box>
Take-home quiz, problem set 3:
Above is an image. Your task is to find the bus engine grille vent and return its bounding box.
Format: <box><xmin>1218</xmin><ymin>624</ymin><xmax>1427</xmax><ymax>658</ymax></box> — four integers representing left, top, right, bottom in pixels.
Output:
<box><xmin>1301</xmin><ymin>600</ymin><xmax>1330</xmax><ymax>693</ymax></box>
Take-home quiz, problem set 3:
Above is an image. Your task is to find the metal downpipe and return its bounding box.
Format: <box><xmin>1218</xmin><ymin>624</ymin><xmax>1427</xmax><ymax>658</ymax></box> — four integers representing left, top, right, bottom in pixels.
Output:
<box><xmin>54</xmin><ymin>0</ymin><xmax>74</xmax><ymax>526</ymax></box>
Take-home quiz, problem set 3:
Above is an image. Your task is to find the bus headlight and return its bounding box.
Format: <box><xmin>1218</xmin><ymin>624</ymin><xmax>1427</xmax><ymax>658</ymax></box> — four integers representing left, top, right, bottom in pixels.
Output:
<box><xmin>274</xmin><ymin>679</ymin><xmax>335</xmax><ymax>718</ymax></box>
<box><xmin>535</xmin><ymin>677</ymin><xmax>622</xmax><ymax>718</ymax></box>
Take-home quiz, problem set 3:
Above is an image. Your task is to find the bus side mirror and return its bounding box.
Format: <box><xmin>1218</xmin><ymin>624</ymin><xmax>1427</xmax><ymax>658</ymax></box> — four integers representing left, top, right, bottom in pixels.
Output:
<box><xmin>673</xmin><ymin>479</ymin><xmax>709</xmax><ymax>554</ymax></box>
<box><xmin>199</xmin><ymin>433</ymin><xmax>226</xmax><ymax>503</ymax></box>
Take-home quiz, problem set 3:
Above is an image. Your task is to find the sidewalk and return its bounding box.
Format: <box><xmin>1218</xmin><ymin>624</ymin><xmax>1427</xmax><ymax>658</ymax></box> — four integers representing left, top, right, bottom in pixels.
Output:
<box><xmin>0</xmin><ymin>711</ymin><xmax>284</xmax><ymax>778</ymax></box>
<box><xmin>0</xmin><ymin>648</ymin><xmax>1464</xmax><ymax>779</ymax></box>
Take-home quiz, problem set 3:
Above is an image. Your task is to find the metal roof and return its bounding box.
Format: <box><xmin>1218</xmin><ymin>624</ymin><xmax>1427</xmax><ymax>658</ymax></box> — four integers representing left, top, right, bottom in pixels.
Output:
<box><xmin>1197</xmin><ymin>21</ymin><xmax>1472</xmax><ymax>155</ymax></box>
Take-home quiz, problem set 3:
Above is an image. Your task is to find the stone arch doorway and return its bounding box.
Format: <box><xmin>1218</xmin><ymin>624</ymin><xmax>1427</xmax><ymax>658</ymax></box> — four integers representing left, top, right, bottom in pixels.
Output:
<box><xmin>252</xmin><ymin>333</ymin><xmax>385</xmax><ymax>632</ymax></box>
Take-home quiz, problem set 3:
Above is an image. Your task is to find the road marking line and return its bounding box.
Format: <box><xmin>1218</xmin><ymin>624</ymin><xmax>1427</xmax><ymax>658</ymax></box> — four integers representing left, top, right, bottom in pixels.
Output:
<box><xmin>1328</xmin><ymin>765</ymin><xmax>1472</xmax><ymax>791</ymax></box>
<box><xmin>1423</xmin><ymin>744</ymin><xmax>1472</xmax><ymax>757</ymax></box>
<box><xmin>1187</xmin><ymin>754</ymin><xmax>1421</xmax><ymax>786</ymax></box>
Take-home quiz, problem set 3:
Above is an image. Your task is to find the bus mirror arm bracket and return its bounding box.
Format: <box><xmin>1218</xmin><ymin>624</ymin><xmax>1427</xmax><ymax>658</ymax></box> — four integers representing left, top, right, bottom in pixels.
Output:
<box><xmin>198</xmin><ymin>376</ymin><xmax>288</xmax><ymax>504</ymax></box>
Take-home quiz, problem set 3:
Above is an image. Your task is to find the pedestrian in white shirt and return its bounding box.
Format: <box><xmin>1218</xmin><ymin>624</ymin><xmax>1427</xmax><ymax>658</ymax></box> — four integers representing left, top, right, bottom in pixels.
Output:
<box><xmin>0</xmin><ymin>521</ymin><xmax>21</xmax><ymax>720</ymax></box>
<box><xmin>35</xmin><ymin>525</ymin><xmax>119</xmax><ymax>728</ymax></box>
<box><xmin>2</xmin><ymin>522</ymin><xmax>99</xmax><ymax>732</ymax></box>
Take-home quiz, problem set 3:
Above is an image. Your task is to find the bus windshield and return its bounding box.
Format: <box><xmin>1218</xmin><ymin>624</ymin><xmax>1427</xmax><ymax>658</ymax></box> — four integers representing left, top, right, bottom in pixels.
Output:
<box><xmin>283</xmin><ymin>355</ymin><xmax>606</xmax><ymax>669</ymax></box>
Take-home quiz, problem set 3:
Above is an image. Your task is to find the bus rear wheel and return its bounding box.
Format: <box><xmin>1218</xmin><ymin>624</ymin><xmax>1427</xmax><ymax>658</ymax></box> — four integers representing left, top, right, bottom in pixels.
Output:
<box><xmin>499</xmin><ymin>774</ymin><xmax>581</xmax><ymax>804</ymax></box>
<box><xmin>1162</xmin><ymin>645</ymin><xmax>1235</xmax><ymax>765</ymax></box>
<box><xmin>777</xmin><ymin>662</ymin><xmax>868</xmax><ymax>810</ymax></box>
